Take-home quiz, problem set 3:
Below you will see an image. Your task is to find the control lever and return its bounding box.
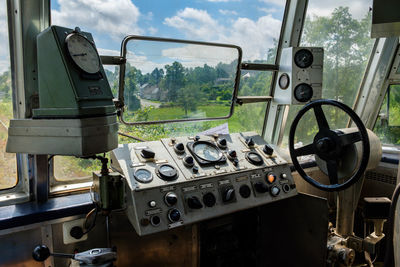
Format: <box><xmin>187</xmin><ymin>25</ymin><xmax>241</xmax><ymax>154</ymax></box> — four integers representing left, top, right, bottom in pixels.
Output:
<box><xmin>32</xmin><ymin>245</ymin><xmax>116</xmax><ymax>266</ymax></box>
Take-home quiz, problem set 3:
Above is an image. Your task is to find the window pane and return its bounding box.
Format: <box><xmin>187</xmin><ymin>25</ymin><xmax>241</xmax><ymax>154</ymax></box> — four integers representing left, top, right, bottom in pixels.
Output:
<box><xmin>374</xmin><ymin>85</ymin><xmax>400</xmax><ymax>145</ymax></box>
<box><xmin>53</xmin><ymin>156</ymin><xmax>96</xmax><ymax>182</ymax></box>
<box><xmin>281</xmin><ymin>1</ymin><xmax>375</xmax><ymax>147</ymax></box>
<box><xmin>0</xmin><ymin>0</ymin><xmax>17</xmax><ymax>190</ymax></box>
<box><xmin>50</xmin><ymin>0</ymin><xmax>284</xmax><ymax>181</ymax></box>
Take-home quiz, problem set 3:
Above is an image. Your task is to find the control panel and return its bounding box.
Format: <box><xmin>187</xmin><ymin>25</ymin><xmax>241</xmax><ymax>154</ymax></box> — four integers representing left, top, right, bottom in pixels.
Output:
<box><xmin>111</xmin><ymin>132</ymin><xmax>297</xmax><ymax>236</ymax></box>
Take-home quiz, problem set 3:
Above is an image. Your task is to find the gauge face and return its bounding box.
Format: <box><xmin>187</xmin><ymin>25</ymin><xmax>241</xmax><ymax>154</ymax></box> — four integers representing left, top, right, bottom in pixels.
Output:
<box><xmin>294</xmin><ymin>83</ymin><xmax>313</xmax><ymax>102</ymax></box>
<box><xmin>294</xmin><ymin>49</ymin><xmax>313</xmax><ymax>68</ymax></box>
<box><xmin>134</xmin><ymin>169</ymin><xmax>153</xmax><ymax>183</ymax></box>
<box><xmin>157</xmin><ymin>164</ymin><xmax>178</xmax><ymax>181</ymax></box>
<box><xmin>278</xmin><ymin>73</ymin><xmax>290</xmax><ymax>89</ymax></box>
<box><xmin>66</xmin><ymin>33</ymin><xmax>101</xmax><ymax>74</ymax></box>
<box><xmin>193</xmin><ymin>142</ymin><xmax>222</xmax><ymax>162</ymax></box>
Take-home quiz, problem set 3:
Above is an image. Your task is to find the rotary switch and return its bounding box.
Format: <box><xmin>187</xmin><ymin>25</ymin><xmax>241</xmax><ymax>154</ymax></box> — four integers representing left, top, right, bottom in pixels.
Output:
<box><xmin>187</xmin><ymin>196</ymin><xmax>203</xmax><ymax>209</ymax></box>
<box><xmin>227</xmin><ymin>150</ymin><xmax>237</xmax><ymax>159</ymax></box>
<box><xmin>164</xmin><ymin>192</ymin><xmax>178</xmax><ymax>206</ymax></box>
<box><xmin>270</xmin><ymin>186</ymin><xmax>281</xmax><ymax>197</ymax></box>
<box><xmin>183</xmin><ymin>155</ymin><xmax>194</xmax><ymax>167</ymax></box>
<box><xmin>168</xmin><ymin>209</ymin><xmax>181</xmax><ymax>222</ymax></box>
<box><xmin>245</xmin><ymin>137</ymin><xmax>255</xmax><ymax>147</ymax></box>
<box><xmin>203</xmin><ymin>192</ymin><xmax>216</xmax><ymax>207</ymax></box>
<box><xmin>217</xmin><ymin>138</ymin><xmax>227</xmax><ymax>149</ymax></box>
<box><xmin>254</xmin><ymin>181</ymin><xmax>268</xmax><ymax>193</ymax></box>
<box><xmin>239</xmin><ymin>185</ymin><xmax>251</xmax><ymax>198</ymax></box>
<box><xmin>141</xmin><ymin>148</ymin><xmax>155</xmax><ymax>159</ymax></box>
<box><xmin>174</xmin><ymin>142</ymin><xmax>185</xmax><ymax>154</ymax></box>
<box><xmin>222</xmin><ymin>188</ymin><xmax>236</xmax><ymax>203</ymax></box>
<box><xmin>263</xmin><ymin>144</ymin><xmax>274</xmax><ymax>156</ymax></box>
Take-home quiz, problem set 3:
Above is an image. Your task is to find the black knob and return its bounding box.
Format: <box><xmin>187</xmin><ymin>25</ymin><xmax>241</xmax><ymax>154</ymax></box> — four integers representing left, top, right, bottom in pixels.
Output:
<box><xmin>222</xmin><ymin>188</ymin><xmax>235</xmax><ymax>203</ymax></box>
<box><xmin>233</xmin><ymin>158</ymin><xmax>239</xmax><ymax>167</ymax></box>
<box><xmin>32</xmin><ymin>245</ymin><xmax>51</xmax><ymax>262</ymax></box>
<box><xmin>183</xmin><ymin>155</ymin><xmax>194</xmax><ymax>167</ymax></box>
<box><xmin>217</xmin><ymin>138</ymin><xmax>227</xmax><ymax>148</ymax></box>
<box><xmin>174</xmin><ymin>142</ymin><xmax>185</xmax><ymax>154</ymax></box>
<box><xmin>203</xmin><ymin>192</ymin><xmax>216</xmax><ymax>207</ymax></box>
<box><xmin>192</xmin><ymin>166</ymin><xmax>199</xmax><ymax>174</ymax></box>
<box><xmin>270</xmin><ymin>186</ymin><xmax>281</xmax><ymax>197</ymax></box>
<box><xmin>70</xmin><ymin>226</ymin><xmax>84</xmax><ymax>239</ymax></box>
<box><xmin>254</xmin><ymin>182</ymin><xmax>269</xmax><ymax>193</ymax></box>
<box><xmin>164</xmin><ymin>192</ymin><xmax>178</xmax><ymax>206</ymax></box>
<box><xmin>239</xmin><ymin>185</ymin><xmax>251</xmax><ymax>198</ymax></box>
<box><xmin>187</xmin><ymin>196</ymin><xmax>203</xmax><ymax>209</ymax></box>
<box><xmin>168</xmin><ymin>208</ymin><xmax>181</xmax><ymax>222</ymax></box>
<box><xmin>194</xmin><ymin>135</ymin><xmax>200</xmax><ymax>141</ymax></box>
<box><xmin>228</xmin><ymin>150</ymin><xmax>237</xmax><ymax>159</ymax></box>
<box><xmin>141</xmin><ymin>148</ymin><xmax>155</xmax><ymax>159</ymax></box>
<box><xmin>245</xmin><ymin>137</ymin><xmax>255</xmax><ymax>147</ymax></box>
<box><xmin>263</xmin><ymin>144</ymin><xmax>274</xmax><ymax>155</ymax></box>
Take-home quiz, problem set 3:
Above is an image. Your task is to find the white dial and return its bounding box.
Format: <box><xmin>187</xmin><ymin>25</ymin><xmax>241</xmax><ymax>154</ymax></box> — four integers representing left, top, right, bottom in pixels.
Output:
<box><xmin>66</xmin><ymin>33</ymin><xmax>101</xmax><ymax>74</ymax></box>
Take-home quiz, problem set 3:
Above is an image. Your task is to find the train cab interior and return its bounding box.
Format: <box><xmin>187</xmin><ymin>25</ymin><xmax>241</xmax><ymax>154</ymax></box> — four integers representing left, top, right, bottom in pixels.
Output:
<box><xmin>1</xmin><ymin>0</ymin><xmax>400</xmax><ymax>266</ymax></box>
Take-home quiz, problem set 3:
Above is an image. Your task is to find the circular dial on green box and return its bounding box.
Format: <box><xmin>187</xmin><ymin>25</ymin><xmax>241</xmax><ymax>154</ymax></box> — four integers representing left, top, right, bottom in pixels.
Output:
<box><xmin>65</xmin><ymin>33</ymin><xmax>101</xmax><ymax>74</ymax></box>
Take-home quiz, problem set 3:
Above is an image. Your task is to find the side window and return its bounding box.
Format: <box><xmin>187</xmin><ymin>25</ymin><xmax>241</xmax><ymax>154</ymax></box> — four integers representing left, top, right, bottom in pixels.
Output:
<box><xmin>374</xmin><ymin>85</ymin><xmax>400</xmax><ymax>145</ymax></box>
<box><xmin>0</xmin><ymin>0</ymin><xmax>17</xmax><ymax>190</ymax></box>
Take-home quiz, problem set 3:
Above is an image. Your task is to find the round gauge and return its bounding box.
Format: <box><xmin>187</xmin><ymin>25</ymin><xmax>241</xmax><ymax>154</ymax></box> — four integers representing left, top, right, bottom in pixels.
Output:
<box><xmin>294</xmin><ymin>49</ymin><xmax>314</xmax><ymax>68</ymax></box>
<box><xmin>278</xmin><ymin>73</ymin><xmax>290</xmax><ymax>89</ymax></box>
<box><xmin>246</xmin><ymin>151</ymin><xmax>264</xmax><ymax>165</ymax></box>
<box><xmin>193</xmin><ymin>141</ymin><xmax>222</xmax><ymax>162</ymax></box>
<box><xmin>65</xmin><ymin>33</ymin><xmax>101</xmax><ymax>74</ymax></box>
<box><xmin>156</xmin><ymin>164</ymin><xmax>178</xmax><ymax>181</ymax></box>
<box><xmin>134</xmin><ymin>169</ymin><xmax>153</xmax><ymax>183</ymax></box>
<box><xmin>294</xmin><ymin>83</ymin><xmax>313</xmax><ymax>102</ymax></box>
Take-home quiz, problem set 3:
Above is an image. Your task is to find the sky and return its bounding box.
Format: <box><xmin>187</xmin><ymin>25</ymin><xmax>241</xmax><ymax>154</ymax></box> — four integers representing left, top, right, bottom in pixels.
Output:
<box><xmin>0</xmin><ymin>0</ymin><xmax>372</xmax><ymax>73</ymax></box>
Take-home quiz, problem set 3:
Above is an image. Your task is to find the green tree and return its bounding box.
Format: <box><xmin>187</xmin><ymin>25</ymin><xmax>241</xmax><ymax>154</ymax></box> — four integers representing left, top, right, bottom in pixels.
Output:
<box><xmin>163</xmin><ymin>61</ymin><xmax>185</xmax><ymax>102</ymax></box>
<box><xmin>177</xmin><ymin>83</ymin><xmax>203</xmax><ymax>116</ymax></box>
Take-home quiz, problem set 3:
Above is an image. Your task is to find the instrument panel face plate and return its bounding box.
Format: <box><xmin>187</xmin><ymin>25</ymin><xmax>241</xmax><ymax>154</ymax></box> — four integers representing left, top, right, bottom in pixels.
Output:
<box><xmin>111</xmin><ymin>132</ymin><xmax>296</xmax><ymax>236</ymax></box>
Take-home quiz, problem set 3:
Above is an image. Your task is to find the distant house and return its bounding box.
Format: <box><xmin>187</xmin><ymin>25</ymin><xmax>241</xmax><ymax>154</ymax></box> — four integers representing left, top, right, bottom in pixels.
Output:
<box><xmin>140</xmin><ymin>84</ymin><xmax>167</xmax><ymax>101</ymax></box>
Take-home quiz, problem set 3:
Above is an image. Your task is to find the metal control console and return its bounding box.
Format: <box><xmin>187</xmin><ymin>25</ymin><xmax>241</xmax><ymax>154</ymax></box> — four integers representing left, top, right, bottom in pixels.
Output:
<box><xmin>111</xmin><ymin>132</ymin><xmax>297</xmax><ymax>236</ymax></box>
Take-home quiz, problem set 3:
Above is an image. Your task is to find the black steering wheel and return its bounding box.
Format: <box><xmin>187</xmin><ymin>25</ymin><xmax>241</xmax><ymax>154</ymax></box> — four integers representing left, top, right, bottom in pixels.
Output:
<box><xmin>289</xmin><ymin>99</ymin><xmax>370</xmax><ymax>192</ymax></box>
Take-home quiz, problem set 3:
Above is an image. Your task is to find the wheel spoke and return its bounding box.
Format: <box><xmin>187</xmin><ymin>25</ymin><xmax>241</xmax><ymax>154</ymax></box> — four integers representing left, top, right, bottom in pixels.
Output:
<box><xmin>327</xmin><ymin>160</ymin><xmax>338</xmax><ymax>185</ymax></box>
<box><xmin>294</xmin><ymin>144</ymin><xmax>315</xmax><ymax>156</ymax></box>
<box><xmin>313</xmin><ymin>105</ymin><xmax>330</xmax><ymax>130</ymax></box>
<box><xmin>339</xmin><ymin>131</ymin><xmax>361</xmax><ymax>146</ymax></box>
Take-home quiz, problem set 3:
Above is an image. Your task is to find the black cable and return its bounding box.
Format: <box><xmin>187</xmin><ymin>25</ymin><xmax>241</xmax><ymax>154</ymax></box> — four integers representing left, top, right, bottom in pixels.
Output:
<box><xmin>383</xmin><ymin>182</ymin><xmax>400</xmax><ymax>267</ymax></box>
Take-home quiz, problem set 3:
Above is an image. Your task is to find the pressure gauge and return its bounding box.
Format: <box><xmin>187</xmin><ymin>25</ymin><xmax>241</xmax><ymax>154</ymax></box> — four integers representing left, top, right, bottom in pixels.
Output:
<box><xmin>294</xmin><ymin>83</ymin><xmax>313</xmax><ymax>102</ymax></box>
<box><xmin>65</xmin><ymin>32</ymin><xmax>101</xmax><ymax>74</ymax></box>
<box><xmin>294</xmin><ymin>49</ymin><xmax>313</xmax><ymax>68</ymax></box>
<box><xmin>134</xmin><ymin>169</ymin><xmax>153</xmax><ymax>183</ymax></box>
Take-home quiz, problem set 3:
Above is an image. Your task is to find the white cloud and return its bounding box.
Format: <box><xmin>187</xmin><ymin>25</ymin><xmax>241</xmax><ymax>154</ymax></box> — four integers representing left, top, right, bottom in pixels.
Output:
<box><xmin>306</xmin><ymin>0</ymin><xmax>370</xmax><ymax>20</ymax></box>
<box><xmin>164</xmin><ymin>8</ymin><xmax>223</xmax><ymax>41</ymax></box>
<box><xmin>259</xmin><ymin>0</ymin><xmax>285</xmax><ymax>6</ymax></box>
<box><xmin>219</xmin><ymin>9</ymin><xmax>238</xmax><ymax>16</ymax></box>
<box><xmin>162</xmin><ymin>44</ymin><xmax>238</xmax><ymax>67</ymax></box>
<box><xmin>148</xmin><ymin>27</ymin><xmax>158</xmax><ymax>35</ymax></box>
<box><xmin>259</xmin><ymin>7</ymin><xmax>279</xmax><ymax>13</ymax></box>
<box><xmin>164</xmin><ymin>8</ymin><xmax>281</xmax><ymax>61</ymax></box>
<box><xmin>52</xmin><ymin>0</ymin><xmax>143</xmax><ymax>41</ymax></box>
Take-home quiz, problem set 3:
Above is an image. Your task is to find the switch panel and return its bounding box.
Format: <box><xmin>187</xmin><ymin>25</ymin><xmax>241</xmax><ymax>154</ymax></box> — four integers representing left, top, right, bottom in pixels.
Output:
<box><xmin>111</xmin><ymin>132</ymin><xmax>297</xmax><ymax>236</ymax></box>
